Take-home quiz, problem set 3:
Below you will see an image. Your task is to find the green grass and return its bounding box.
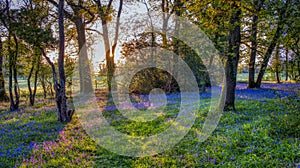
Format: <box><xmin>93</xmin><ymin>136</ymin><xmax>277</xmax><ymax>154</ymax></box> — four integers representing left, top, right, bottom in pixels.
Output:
<box><xmin>0</xmin><ymin>96</ymin><xmax>299</xmax><ymax>167</ymax></box>
<box><xmin>237</xmin><ymin>72</ymin><xmax>290</xmax><ymax>83</ymax></box>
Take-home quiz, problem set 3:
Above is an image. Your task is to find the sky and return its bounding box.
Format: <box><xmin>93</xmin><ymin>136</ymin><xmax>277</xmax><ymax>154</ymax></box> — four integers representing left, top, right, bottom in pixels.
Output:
<box><xmin>6</xmin><ymin>0</ymin><xmax>150</xmax><ymax>73</ymax></box>
<box><xmin>90</xmin><ymin>2</ymin><xmax>149</xmax><ymax>72</ymax></box>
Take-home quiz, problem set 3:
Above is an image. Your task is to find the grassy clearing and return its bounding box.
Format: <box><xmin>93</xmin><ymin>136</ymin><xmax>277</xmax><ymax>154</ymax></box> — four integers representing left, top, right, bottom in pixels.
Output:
<box><xmin>0</xmin><ymin>91</ymin><xmax>299</xmax><ymax>167</ymax></box>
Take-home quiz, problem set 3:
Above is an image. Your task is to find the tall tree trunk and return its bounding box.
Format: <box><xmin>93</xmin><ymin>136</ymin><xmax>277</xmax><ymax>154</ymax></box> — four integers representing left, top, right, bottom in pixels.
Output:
<box><xmin>161</xmin><ymin>0</ymin><xmax>169</xmax><ymax>91</ymax></box>
<box><xmin>248</xmin><ymin>9</ymin><xmax>259</xmax><ymax>88</ymax></box>
<box><xmin>5</xmin><ymin>1</ymin><xmax>18</xmax><ymax>111</ymax></box>
<box><xmin>298</xmin><ymin>59</ymin><xmax>300</xmax><ymax>77</ymax></box>
<box><xmin>110</xmin><ymin>0</ymin><xmax>123</xmax><ymax>93</ymax></box>
<box><xmin>100</xmin><ymin>0</ymin><xmax>123</xmax><ymax>93</ymax></box>
<box><xmin>31</xmin><ymin>56</ymin><xmax>40</xmax><ymax>106</ymax></box>
<box><xmin>40</xmin><ymin>48</ymin><xmax>60</xmax><ymax>118</ymax></box>
<box><xmin>58</xmin><ymin>0</ymin><xmax>72</xmax><ymax>122</ymax></box>
<box><xmin>8</xmin><ymin>35</ymin><xmax>15</xmax><ymax>111</ymax></box>
<box><xmin>48</xmin><ymin>81</ymin><xmax>54</xmax><ymax>97</ymax></box>
<box><xmin>255</xmin><ymin>26</ymin><xmax>282</xmax><ymax>87</ymax></box>
<box><xmin>255</xmin><ymin>0</ymin><xmax>289</xmax><ymax>88</ymax></box>
<box><xmin>47</xmin><ymin>0</ymin><xmax>93</xmax><ymax>95</ymax></box>
<box><xmin>248</xmin><ymin>0</ymin><xmax>264</xmax><ymax>88</ymax></box>
<box><xmin>101</xmin><ymin>19</ymin><xmax>113</xmax><ymax>93</ymax></box>
<box><xmin>0</xmin><ymin>38</ymin><xmax>8</xmax><ymax>101</ymax></box>
<box><xmin>12</xmin><ymin>35</ymin><xmax>20</xmax><ymax>110</ymax></box>
<box><xmin>40</xmin><ymin>78</ymin><xmax>47</xmax><ymax>98</ymax></box>
<box><xmin>285</xmin><ymin>48</ymin><xmax>288</xmax><ymax>81</ymax></box>
<box><xmin>298</xmin><ymin>57</ymin><xmax>300</xmax><ymax>77</ymax></box>
<box><xmin>275</xmin><ymin>44</ymin><xmax>280</xmax><ymax>83</ymax></box>
<box><xmin>28</xmin><ymin>61</ymin><xmax>35</xmax><ymax>106</ymax></box>
<box><xmin>172</xmin><ymin>0</ymin><xmax>181</xmax><ymax>86</ymax></box>
<box><xmin>75</xmin><ymin>19</ymin><xmax>93</xmax><ymax>94</ymax></box>
<box><xmin>224</xmin><ymin>1</ymin><xmax>241</xmax><ymax>112</ymax></box>
<box><xmin>28</xmin><ymin>53</ymin><xmax>40</xmax><ymax>106</ymax></box>
<box><xmin>8</xmin><ymin>33</ymin><xmax>20</xmax><ymax>111</ymax></box>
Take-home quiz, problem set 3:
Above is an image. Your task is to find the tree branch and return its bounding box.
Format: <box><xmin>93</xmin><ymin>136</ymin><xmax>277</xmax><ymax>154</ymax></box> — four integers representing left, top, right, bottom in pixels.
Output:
<box><xmin>86</xmin><ymin>28</ymin><xmax>103</xmax><ymax>36</ymax></box>
<box><xmin>47</xmin><ymin>0</ymin><xmax>74</xmax><ymax>21</ymax></box>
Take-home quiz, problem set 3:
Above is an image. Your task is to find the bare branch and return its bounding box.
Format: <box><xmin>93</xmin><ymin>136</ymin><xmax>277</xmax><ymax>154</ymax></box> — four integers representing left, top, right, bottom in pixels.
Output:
<box><xmin>86</xmin><ymin>28</ymin><xmax>103</xmax><ymax>36</ymax></box>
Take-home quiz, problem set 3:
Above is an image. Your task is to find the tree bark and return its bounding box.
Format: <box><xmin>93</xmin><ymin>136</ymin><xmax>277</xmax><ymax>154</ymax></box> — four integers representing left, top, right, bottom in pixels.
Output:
<box><xmin>98</xmin><ymin>0</ymin><xmax>123</xmax><ymax>93</ymax></box>
<box><xmin>27</xmin><ymin>61</ymin><xmax>35</xmax><ymax>106</ymax></box>
<box><xmin>27</xmin><ymin>53</ymin><xmax>40</xmax><ymax>106</ymax></box>
<box><xmin>40</xmin><ymin>76</ymin><xmax>47</xmax><ymax>99</ymax></box>
<box><xmin>224</xmin><ymin>1</ymin><xmax>241</xmax><ymax>112</ymax></box>
<box><xmin>12</xmin><ymin>35</ymin><xmax>20</xmax><ymax>110</ymax></box>
<box><xmin>47</xmin><ymin>0</ymin><xmax>94</xmax><ymax>95</ymax></box>
<box><xmin>285</xmin><ymin>48</ymin><xmax>288</xmax><ymax>81</ymax></box>
<box><xmin>0</xmin><ymin>38</ymin><xmax>8</xmax><ymax>101</ymax></box>
<box><xmin>8</xmin><ymin>33</ymin><xmax>20</xmax><ymax>111</ymax></box>
<box><xmin>48</xmin><ymin>0</ymin><xmax>94</xmax><ymax>94</ymax></box>
<box><xmin>5</xmin><ymin>0</ymin><xmax>19</xmax><ymax>111</ymax></box>
<box><xmin>275</xmin><ymin>44</ymin><xmax>280</xmax><ymax>83</ymax></box>
<box><xmin>248</xmin><ymin>0</ymin><xmax>264</xmax><ymax>88</ymax></box>
<box><xmin>8</xmin><ymin>36</ymin><xmax>15</xmax><ymax>110</ymax></box>
<box><xmin>101</xmin><ymin>19</ymin><xmax>113</xmax><ymax>92</ymax></box>
<box><xmin>298</xmin><ymin>59</ymin><xmax>300</xmax><ymax>77</ymax></box>
<box><xmin>173</xmin><ymin>0</ymin><xmax>181</xmax><ymax>82</ymax></box>
<box><xmin>255</xmin><ymin>0</ymin><xmax>289</xmax><ymax>88</ymax></box>
<box><xmin>58</xmin><ymin>0</ymin><xmax>72</xmax><ymax>122</ymax></box>
<box><xmin>32</xmin><ymin>56</ymin><xmax>40</xmax><ymax>105</ymax></box>
<box><xmin>75</xmin><ymin>19</ymin><xmax>94</xmax><ymax>94</ymax></box>
<box><xmin>40</xmin><ymin>47</ymin><xmax>71</xmax><ymax>122</ymax></box>
<box><xmin>255</xmin><ymin>26</ymin><xmax>282</xmax><ymax>87</ymax></box>
<box><xmin>110</xmin><ymin>0</ymin><xmax>123</xmax><ymax>93</ymax></box>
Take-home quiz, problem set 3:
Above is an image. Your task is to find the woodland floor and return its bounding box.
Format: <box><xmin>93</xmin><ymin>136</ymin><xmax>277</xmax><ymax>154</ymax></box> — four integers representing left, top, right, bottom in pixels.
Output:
<box><xmin>0</xmin><ymin>83</ymin><xmax>299</xmax><ymax>167</ymax></box>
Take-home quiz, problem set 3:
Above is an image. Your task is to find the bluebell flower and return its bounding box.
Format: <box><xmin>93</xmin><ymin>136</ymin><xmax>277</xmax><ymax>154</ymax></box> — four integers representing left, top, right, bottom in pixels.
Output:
<box><xmin>28</xmin><ymin>142</ymin><xmax>35</xmax><ymax>150</ymax></box>
<box><xmin>6</xmin><ymin>149</ymin><xmax>10</xmax><ymax>157</ymax></box>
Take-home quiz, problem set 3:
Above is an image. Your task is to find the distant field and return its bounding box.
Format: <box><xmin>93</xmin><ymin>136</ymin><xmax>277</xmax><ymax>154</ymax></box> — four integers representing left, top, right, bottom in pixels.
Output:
<box><xmin>237</xmin><ymin>73</ymin><xmax>291</xmax><ymax>83</ymax></box>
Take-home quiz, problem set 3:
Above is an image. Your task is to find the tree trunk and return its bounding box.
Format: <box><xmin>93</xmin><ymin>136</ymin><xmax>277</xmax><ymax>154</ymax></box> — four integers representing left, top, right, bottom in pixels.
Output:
<box><xmin>94</xmin><ymin>0</ymin><xmax>123</xmax><ymax>94</ymax></box>
<box><xmin>172</xmin><ymin>0</ymin><xmax>181</xmax><ymax>84</ymax></box>
<box><xmin>40</xmin><ymin>76</ymin><xmax>47</xmax><ymax>99</ymax></box>
<box><xmin>298</xmin><ymin>58</ymin><xmax>300</xmax><ymax>77</ymax></box>
<box><xmin>5</xmin><ymin>1</ymin><xmax>18</xmax><ymax>110</ymax></box>
<box><xmin>162</xmin><ymin>1</ymin><xmax>171</xmax><ymax>91</ymax></box>
<box><xmin>28</xmin><ymin>61</ymin><xmax>35</xmax><ymax>106</ymax></box>
<box><xmin>110</xmin><ymin>0</ymin><xmax>123</xmax><ymax>93</ymax></box>
<box><xmin>58</xmin><ymin>0</ymin><xmax>72</xmax><ymax>122</ymax></box>
<box><xmin>275</xmin><ymin>44</ymin><xmax>280</xmax><ymax>83</ymax></box>
<box><xmin>0</xmin><ymin>38</ymin><xmax>8</xmax><ymax>101</ymax></box>
<box><xmin>40</xmin><ymin>48</ymin><xmax>60</xmax><ymax>117</ymax></box>
<box><xmin>255</xmin><ymin>0</ymin><xmax>289</xmax><ymax>88</ymax></box>
<box><xmin>224</xmin><ymin>2</ymin><xmax>241</xmax><ymax>112</ymax></box>
<box><xmin>8</xmin><ymin>34</ymin><xmax>19</xmax><ymax>111</ymax></box>
<box><xmin>255</xmin><ymin>26</ymin><xmax>282</xmax><ymax>87</ymax></box>
<box><xmin>101</xmin><ymin>19</ymin><xmax>113</xmax><ymax>93</ymax></box>
<box><xmin>47</xmin><ymin>0</ymin><xmax>93</xmax><ymax>95</ymax></box>
<box><xmin>248</xmin><ymin>0</ymin><xmax>264</xmax><ymax>88</ymax></box>
<box><xmin>75</xmin><ymin>18</ymin><xmax>93</xmax><ymax>94</ymax></box>
<box><xmin>285</xmin><ymin>48</ymin><xmax>288</xmax><ymax>81</ymax></box>
<box><xmin>31</xmin><ymin>56</ymin><xmax>40</xmax><ymax>106</ymax></box>
<box><xmin>248</xmin><ymin>14</ymin><xmax>259</xmax><ymax>88</ymax></box>
<box><xmin>298</xmin><ymin>59</ymin><xmax>300</xmax><ymax>77</ymax></box>
<box><xmin>48</xmin><ymin>81</ymin><xmax>54</xmax><ymax>97</ymax></box>
<box><xmin>27</xmin><ymin>53</ymin><xmax>40</xmax><ymax>106</ymax></box>
<box><xmin>13</xmin><ymin>35</ymin><xmax>20</xmax><ymax>110</ymax></box>
<box><xmin>8</xmin><ymin>36</ymin><xmax>15</xmax><ymax>111</ymax></box>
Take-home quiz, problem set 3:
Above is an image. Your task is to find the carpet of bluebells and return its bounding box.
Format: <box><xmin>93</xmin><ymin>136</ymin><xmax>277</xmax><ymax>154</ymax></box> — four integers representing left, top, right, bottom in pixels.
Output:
<box><xmin>0</xmin><ymin>83</ymin><xmax>299</xmax><ymax>167</ymax></box>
